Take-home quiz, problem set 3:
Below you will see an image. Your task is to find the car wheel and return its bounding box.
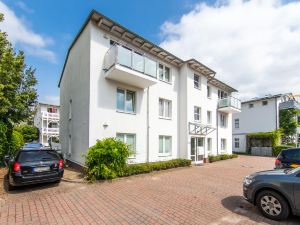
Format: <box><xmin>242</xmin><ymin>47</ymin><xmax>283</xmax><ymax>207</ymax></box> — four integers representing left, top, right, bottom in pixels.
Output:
<box><xmin>6</xmin><ymin>176</ymin><xmax>14</xmax><ymax>191</ymax></box>
<box><xmin>256</xmin><ymin>190</ymin><xmax>290</xmax><ymax>221</ymax></box>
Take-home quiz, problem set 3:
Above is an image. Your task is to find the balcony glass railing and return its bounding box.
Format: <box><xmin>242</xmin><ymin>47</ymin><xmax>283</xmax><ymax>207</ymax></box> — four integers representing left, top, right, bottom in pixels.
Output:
<box><xmin>104</xmin><ymin>44</ymin><xmax>157</xmax><ymax>78</ymax></box>
<box><xmin>218</xmin><ymin>96</ymin><xmax>241</xmax><ymax>110</ymax></box>
<box><xmin>42</xmin><ymin>112</ymin><xmax>59</xmax><ymax>119</ymax></box>
<box><xmin>42</xmin><ymin>127</ymin><xmax>59</xmax><ymax>133</ymax></box>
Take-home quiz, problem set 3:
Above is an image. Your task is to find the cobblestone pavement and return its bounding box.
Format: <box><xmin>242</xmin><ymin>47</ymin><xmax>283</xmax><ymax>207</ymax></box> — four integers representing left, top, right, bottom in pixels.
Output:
<box><xmin>0</xmin><ymin>155</ymin><xmax>299</xmax><ymax>225</ymax></box>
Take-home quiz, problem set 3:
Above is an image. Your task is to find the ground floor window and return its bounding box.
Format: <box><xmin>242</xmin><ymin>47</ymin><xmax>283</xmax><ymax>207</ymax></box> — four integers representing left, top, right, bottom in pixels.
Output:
<box><xmin>234</xmin><ymin>138</ymin><xmax>240</xmax><ymax>148</ymax></box>
<box><xmin>221</xmin><ymin>138</ymin><xmax>227</xmax><ymax>151</ymax></box>
<box><xmin>116</xmin><ymin>133</ymin><xmax>136</xmax><ymax>157</ymax></box>
<box><xmin>207</xmin><ymin>138</ymin><xmax>212</xmax><ymax>154</ymax></box>
<box><xmin>159</xmin><ymin>136</ymin><xmax>172</xmax><ymax>156</ymax></box>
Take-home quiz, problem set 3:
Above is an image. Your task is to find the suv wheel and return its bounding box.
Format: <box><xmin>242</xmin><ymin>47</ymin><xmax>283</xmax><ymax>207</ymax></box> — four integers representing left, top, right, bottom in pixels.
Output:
<box><xmin>256</xmin><ymin>190</ymin><xmax>290</xmax><ymax>220</ymax></box>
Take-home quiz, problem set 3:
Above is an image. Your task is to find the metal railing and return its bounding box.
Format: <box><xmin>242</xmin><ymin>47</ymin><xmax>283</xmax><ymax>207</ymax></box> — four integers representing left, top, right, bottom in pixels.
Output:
<box><xmin>42</xmin><ymin>111</ymin><xmax>59</xmax><ymax>119</ymax></box>
<box><xmin>104</xmin><ymin>44</ymin><xmax>157</xmax><ymax>78</ymax></box>
<box><xmin>218</xmin><ymin>96</ymin><xmax>241</xmax><ymax>110</ymax></box>
<box><xmin>42</xmin><ymin>127</ymin><xmax>59</xmax><ymax>133</ymax></box>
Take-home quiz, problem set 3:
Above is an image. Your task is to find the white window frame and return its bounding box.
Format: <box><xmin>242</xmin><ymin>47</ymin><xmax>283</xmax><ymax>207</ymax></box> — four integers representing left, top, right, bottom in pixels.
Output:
<box><xmin>220</xmin><ymin>113</ymin><xmax>227</xmax><ymax>128</ymax></box>
<box><xmin>194</xmin><ymin>74</ymin><xmax>201</xmax><ymax>89</ymax></box>
<box><xmin>116</xmin><ymin>133</ymin><xmax>136</xmax><ymax>158</ymax></box>
<box><xmin>158</xmin><ymin>63</ymin><xmax>171</xmax><ymax>83</ymax></box>
<box><xmin>234</xmin><ymin>118</ymin><xmax>239</xmax><ymax>129</ymax></box>
<box><xmin>221</xmin><ymin>138</ymin><xmax>227</xmax><ymax>151</ymax></box>
<box><xmin>207</xmin><ymin>111</ymin><xmax>212</xmax><ymax>125</ymax></box>
<box><xmin>159</xmin><ymin>98</ymin><xmax>172</xmax><ymax>119</ymax></box>
<box><xmin>194</xmin><ymin>106</ymin><xmax>201</xmax><ymax>122</ymax></box>
<box><xmin>234</xmin><ymin>138</ymin><xmax>240</xmax><ymax>148</ymax></box>
<box><xmin>116</xmin><ymin>88</ymin><xmax>136</xmax><ymax>114</ymax></box>
<box><xmin>207</xmin><ymin>86</ymin><xmax>211</xmax><ymax>98</ymax></box>
<box><xmin>207</xmin><ymin>138</ymin><xmax>212</xmax><ymax>153</ymax></box>
<box><xmin>159</xmin><ymin>135</ymin><xmax>172</xmax><ymax>156</ymax></box>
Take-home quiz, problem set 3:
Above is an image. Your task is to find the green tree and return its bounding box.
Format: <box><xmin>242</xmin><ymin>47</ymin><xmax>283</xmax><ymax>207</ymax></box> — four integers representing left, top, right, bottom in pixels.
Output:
<box><xmin>279</xmin><ymin>108</ymin><xmax>300</xmax><ymax>143</ymax></box>
<box><xmin>14</xmin><ymin>125</ymin><xmax>39</xmax><ymax>142</ymax></box>
<box><xmin>0</xmin><ymin>13</ymin><xmax>38</xmax><ymax>161</ymax></box>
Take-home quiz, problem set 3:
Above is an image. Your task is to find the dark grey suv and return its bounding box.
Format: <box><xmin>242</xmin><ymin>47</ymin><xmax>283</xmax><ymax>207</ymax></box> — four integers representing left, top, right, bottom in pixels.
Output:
<box><xmin>243</xmin><ymin>168</ymin><xmax>300</xmax><ymax>220</ymax></box>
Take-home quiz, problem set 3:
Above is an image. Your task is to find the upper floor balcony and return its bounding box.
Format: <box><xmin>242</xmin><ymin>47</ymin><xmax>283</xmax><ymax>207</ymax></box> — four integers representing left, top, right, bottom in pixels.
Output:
<box><xmin>104</xmin><ymin>44</ymin><xmax>158</xmax><ymax>89</ymax></box>
<box><xmin>42</xmin><ymin>127</ymin><xmax>59</xmax><ymax>134</ymax></box>
<box><xmin>218</xmin><ymin>96</ymin><xmax>241</xmax><ymax>113</ymax></box>
<box><xmin>42</xmin><ymin>111</ymin><xmax>59</xmax><ymax>120</ymax></box>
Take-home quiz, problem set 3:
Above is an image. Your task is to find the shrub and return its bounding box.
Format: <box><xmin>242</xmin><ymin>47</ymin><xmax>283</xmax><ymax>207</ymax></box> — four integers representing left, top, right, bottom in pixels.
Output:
<box><xmin>272</xmin><ymin>145</ymin><xmax>294</xmax><ymax>157</ymax></box>
<box><xmin>122</xmin><ymin>159</ymin><xmax>192</xmax><ymax>177</ymax></box>
<box><xmin>10</xmin><ymin>130</ymin><xmax>24</xmax><ymax>156</ymax></box>
<box><xmin>14</xmin><ymin>125</ymin><xmax>39</xmax><ymax>143</ymax></box>
<box><xmin>85</xmin><ymin>138</ymin><xmax>132</xmax><ymax>181</ymax></box>
<box><xmin>208</xmin><ymin>154</ymin><xmax>238</xmax><ymax>163</ymax></box>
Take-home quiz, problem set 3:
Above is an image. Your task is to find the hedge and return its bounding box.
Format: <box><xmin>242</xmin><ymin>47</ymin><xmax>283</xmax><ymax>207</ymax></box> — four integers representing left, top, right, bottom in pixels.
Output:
<box><xmin>272</xmin><ymin>145</ymin><xmax>295</xmax><ymax>157</ymax></box>
<box><xmin>122</xmin><ymin>159</ymin><xmax>192</xmax><ymax>177</ymax></box>
<box><xmin>208</xmin><ymin>154</ymin><xmax>238</xmax><ymax>163</ymax></box>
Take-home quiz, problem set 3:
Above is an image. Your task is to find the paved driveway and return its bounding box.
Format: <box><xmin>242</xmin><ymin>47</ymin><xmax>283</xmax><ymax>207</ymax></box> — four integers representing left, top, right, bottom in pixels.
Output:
<box><xmin>0</xmin><ymin>155</ymin><xmax>299</xmax><ymax>225</ymax></box>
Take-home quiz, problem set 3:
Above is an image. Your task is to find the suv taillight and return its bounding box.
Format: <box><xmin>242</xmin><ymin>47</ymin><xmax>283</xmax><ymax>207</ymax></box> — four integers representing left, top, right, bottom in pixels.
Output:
<box><xmin>58</xmin><ymin>159</ymin><xmax>63</xmax><ymax>169</ymax></box>
<box><xmin>275</xmin><ymin>159</ymin><xmax>282</xmax><ymax>168</ymax></box>
<box><xmin>13</xmin><ymin>162</ymin><xmax>21</xmax><ymax>173</ymax></box>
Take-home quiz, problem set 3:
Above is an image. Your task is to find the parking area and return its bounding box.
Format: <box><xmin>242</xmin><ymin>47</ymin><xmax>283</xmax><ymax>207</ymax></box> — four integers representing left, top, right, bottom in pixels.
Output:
<box><xmin>0</xmin><ymin>155</ymin><xmax>299</xmax><ymax>225</ymax></box>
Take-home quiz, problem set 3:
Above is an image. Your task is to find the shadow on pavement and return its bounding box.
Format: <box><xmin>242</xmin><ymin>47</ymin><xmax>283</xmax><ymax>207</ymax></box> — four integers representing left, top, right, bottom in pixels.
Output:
<box><xmin>2</xmin><ymin>174</ymin><xmax>60</xmax><ymax>195</ymax></box>
<box><xmin>221</xmin><ymin>195</ymin><xmax>299</xmax><ymax>225</ymax></box>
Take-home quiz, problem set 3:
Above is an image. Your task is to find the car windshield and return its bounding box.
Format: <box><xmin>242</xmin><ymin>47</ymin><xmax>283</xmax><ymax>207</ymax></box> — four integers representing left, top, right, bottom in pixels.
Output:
<box><xmin>285</xmin><ymin>167</ymin><xmax>300</xmax><ymax>174</ymax></box>
<box><xmin>23</xmin><ymin>143</ymin><xmax>43</xmax><ymax>149</ymax></box>
<box><xmin>18</xmin><ymin>151</ymin><xmax>59</xmax><ymax>162</ymax></box>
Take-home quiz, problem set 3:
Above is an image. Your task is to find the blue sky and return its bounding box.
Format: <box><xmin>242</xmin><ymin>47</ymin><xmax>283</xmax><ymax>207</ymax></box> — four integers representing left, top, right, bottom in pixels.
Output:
<box><xmin>0</xmin><ymin>0</ymin><xmax>208</xmax><ymax>104</ymax></box>
<box><xmin>1</xmin><ymin>0</ymin><xmax>300</xmax><ymax>102</ymax></box>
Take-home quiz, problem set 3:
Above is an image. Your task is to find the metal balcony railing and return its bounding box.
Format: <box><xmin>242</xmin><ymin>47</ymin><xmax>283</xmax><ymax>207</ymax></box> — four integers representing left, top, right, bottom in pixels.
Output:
<box><xmin>42</xmin><ymin>112</ymin><xmax>59</xmax><ymax>119</ymax></box>
<box><xmin>104</xmin><ymin>44</ymin><xmax>158</xmax><ymax>79</ymax></box>
<box><xmin>218</xmin><ymin>96</ymin><xmax>241</xmax><ymax>110</ymax></box>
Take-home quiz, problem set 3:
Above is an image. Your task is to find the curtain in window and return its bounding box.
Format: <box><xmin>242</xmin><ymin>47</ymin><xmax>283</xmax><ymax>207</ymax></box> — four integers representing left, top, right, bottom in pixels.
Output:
<box><xmin>125</xmin><ymin>91</ymin><xmax>135</xmax><ymax>112</ymax></box>
<box><xmin>117</xmin><ymin>89</ymin><xmax>125</xmax><ymax>111</ymax></box>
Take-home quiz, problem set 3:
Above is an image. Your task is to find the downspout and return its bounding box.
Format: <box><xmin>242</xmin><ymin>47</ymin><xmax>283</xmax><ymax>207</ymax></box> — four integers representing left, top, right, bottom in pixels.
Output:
<box><xmin>275</xmin><ymin>97</ymin><xmax>278</xmax><ymax>130</ymax></box>
<box><xmin>146</xmin><ymin>87</ymin><xmax>150</xmax><ymax>162</ymax></box>
<box><xmin>216</xmin><ymin>108</ymin><xmax>219</xmax><ymax>155</ymax></box>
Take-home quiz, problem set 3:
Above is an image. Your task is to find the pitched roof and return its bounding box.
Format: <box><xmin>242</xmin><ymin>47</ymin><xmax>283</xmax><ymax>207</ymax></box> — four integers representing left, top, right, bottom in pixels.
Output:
<box><xmin>58</xmin><ymin>10</ymin><xmax>237</xmax><ymax>93</ymax></box>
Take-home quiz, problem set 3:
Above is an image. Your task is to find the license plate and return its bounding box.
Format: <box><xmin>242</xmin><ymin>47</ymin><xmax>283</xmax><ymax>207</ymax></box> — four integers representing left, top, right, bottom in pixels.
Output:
<box><xmin>33</xmin><ymin>167</ymin><xmax>50</xmax><ymax>172</ymax></box>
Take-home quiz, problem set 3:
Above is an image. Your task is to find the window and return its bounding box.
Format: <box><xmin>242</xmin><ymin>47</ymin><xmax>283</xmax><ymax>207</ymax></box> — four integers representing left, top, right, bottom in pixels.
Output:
<box><xmin>221</xmin><ymin>139</ymin><xmax>227</xmax><ymax>151</ymax></box>
<box><xmin>207</xmin><ymin>138</ymin><xmax>212</xmax><ymax>153</ymax></box>
<box><xmin>207</xmin><ymin>86</ymin><xmax>211</xmax><ymax>98</ymax></box>
<box><xmin>234</xmin><ymin>118</ymin><xmax>239</xmax><ymax>129</ymax></box>
<box><xmin>234</xmin><ymin>138</ymin><xmax>240</xmax><ymax>148</ymax></box>
<box><xmin>117</xmin><ymin>88</ymin><xmax>135</xmax><ymax>113</ymax></box>
<box><xmin>159</xmin><ymin>136</ymin><xmax>172</xmax><ymax>155</ymax></box>
<box><xmin>116</xmin><ymin>133</ymin><xmax>136</xmax><ymax>157</ymax></box>
<box><xmin>159</xmin><ymin>64</ymin><xmax>171</xmax><ymax>83</ymax></box>
<box><xmin>194</xmin><ymin>74</ymin><xmax>200</xmax><ymax>89</ymax></box>
<box><xmin>194</xmin><ymin>106</ymin><xmax>201</xmax><ymax>122</ymax></box>
<box><xmin>159</xmin><ymin>98</ymin><xmax>172</xmax><ymax>119</ymax></box>
<box><xmin>249</xmin><ymin>103</ymin><xmax>254</xmax><ymax>108</ymax></box>
<box><xmin>207</xmin><ymin>111</ymin><xmax>212</xmax><ymax>125</ymax></box>
<box><xmin>262</xmin><ymin>100</ymin><xmax>268</xmax><ymax>106</ymax></box>
<box><xmin>218</xmin><ymin>90</ymin><xmax>228</xmax><ymax>99</ymax></box>
<box><xmin>220</xmin><ymin>113</ymin><xmax>227</xmax><ymax>128</ymax></box>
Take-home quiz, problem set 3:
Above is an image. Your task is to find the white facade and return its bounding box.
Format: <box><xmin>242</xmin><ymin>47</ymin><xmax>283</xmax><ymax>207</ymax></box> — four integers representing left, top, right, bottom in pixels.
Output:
<box><xmin>34</xmin><ymin>103</ymin><xmax>60</xmax><ymax>146</ymax></box>
<box><xmin>59</xmin><ymin>11</ymin><xmax>240</xmax><ymax>165</ymax></box>
<box><xmin>232</xmin><ymin>94</ymin><xmax>291</xmax><ymax>152</ymax></box>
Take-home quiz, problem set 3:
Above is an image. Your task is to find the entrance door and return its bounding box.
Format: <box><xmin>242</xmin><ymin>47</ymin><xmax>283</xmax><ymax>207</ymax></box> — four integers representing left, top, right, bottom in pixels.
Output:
<box><xmin>191</xmin><ymin>137</ymin><xmax>205</xmax><ymax>163</ymax></box>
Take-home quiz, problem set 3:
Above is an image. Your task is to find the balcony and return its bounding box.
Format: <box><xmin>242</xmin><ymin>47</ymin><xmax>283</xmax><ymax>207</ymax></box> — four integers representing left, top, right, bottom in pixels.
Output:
<box><xmin>218</xmin><ymin>96</ymin><xmax>241</xmax><ymax>113</ymax></box>
<box><xmin>279</xmin><ymin>100</ymin><xmax>300</xmax><ymax>110</ymax></box>
<box><xmin>42</xmin><ymin>127</ymin><xmax>59</xmax><ymax>134</ymax></box>
<box><xmin>104</xmin><ymin>44</ymin><xmax>158</xmax><ymax>88</ymax></box>
<box><xmin>42</xmin><ymin>112</ymin><xmax>59</xmax><ymax>120</ymax></box>
<box><xmin>188</xmin><ymin>122</ymin><xmax>216</xmax><ymax>136</ymax></box>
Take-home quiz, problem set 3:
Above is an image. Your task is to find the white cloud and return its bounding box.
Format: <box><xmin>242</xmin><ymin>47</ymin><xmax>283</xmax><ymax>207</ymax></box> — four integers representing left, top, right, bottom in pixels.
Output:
<box><xmin>160</xmin><ymin>0</ymin><xmax>300</xmax><ymax>100</ymax></box>
<box><xmin>0</xmin><ymin>1</ymin><xmax>56</xmax><ymax>62</ymax></box>
<box><xmin>42</xmin><ymin>96</ymin><xmax>60</xmax><ymax>105</ymax></box>
<box><xmin>15</xmin><ymin>1</ymin><xmax>34</xmax><ymax>14</ymax></box>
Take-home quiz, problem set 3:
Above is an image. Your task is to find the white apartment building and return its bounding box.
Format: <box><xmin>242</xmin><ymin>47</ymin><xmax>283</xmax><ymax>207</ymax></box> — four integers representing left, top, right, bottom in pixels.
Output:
<box><xmin>59</xmin><ymin>10</ymin><xmax>241</xmax><ymax>166</ymax></box>
<box><xmin>232</xmin><ymin>93</ymin><xmax>300</xmax><ymax>153</ymax></box>
<box><xmin>34</xmin><ymin>103</ymin><xmax>60</xmax><ymax>146</ymax></box>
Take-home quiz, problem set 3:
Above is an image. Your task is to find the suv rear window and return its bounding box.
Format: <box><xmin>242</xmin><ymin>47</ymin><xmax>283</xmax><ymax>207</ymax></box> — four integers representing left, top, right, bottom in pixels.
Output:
<box><xmin>18</xmin><ymin>151</ymin><xmax>60</xmax><ymax>162</ymax></box>
<box><xmin>281</xmin><ymin>149</ymin><xmax>300</xmax><ymax>160</ymax></box>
